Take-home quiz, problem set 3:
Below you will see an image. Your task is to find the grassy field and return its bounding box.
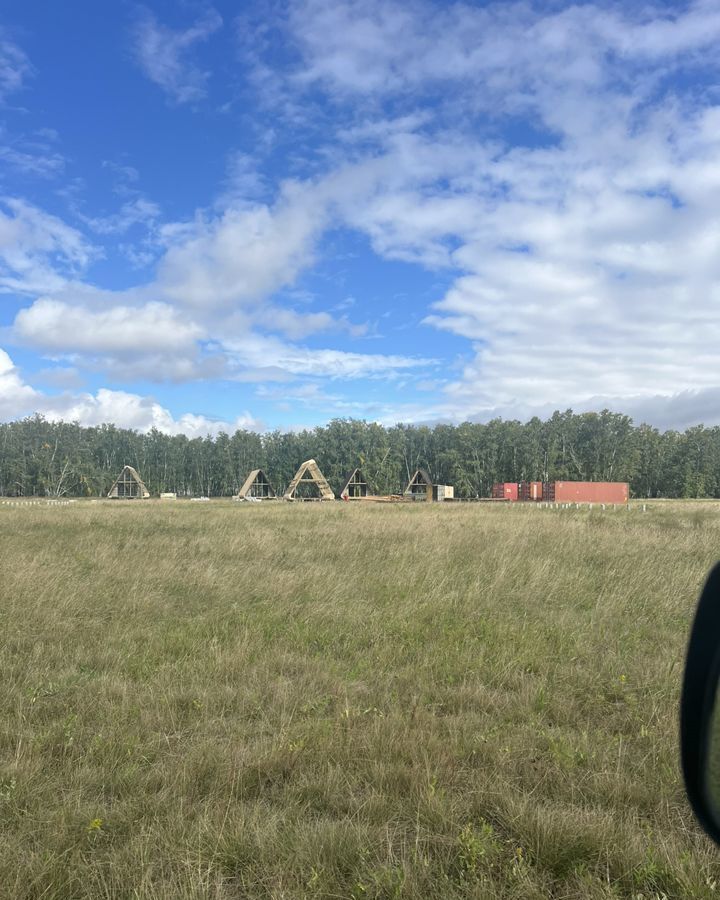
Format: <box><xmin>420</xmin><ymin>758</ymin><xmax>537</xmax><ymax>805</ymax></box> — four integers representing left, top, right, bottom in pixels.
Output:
<box><xmin>1</xmin><ymin>500</ymin><xmax>719</xmax><ymax>899</ymax></box>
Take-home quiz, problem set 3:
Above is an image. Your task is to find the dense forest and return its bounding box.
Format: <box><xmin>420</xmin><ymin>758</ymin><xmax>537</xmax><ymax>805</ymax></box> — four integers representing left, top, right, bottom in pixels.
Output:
<box><xmin>0</xmin><ymin>410</ymin><xmax>719</xmax><ymax>499</ymax></box>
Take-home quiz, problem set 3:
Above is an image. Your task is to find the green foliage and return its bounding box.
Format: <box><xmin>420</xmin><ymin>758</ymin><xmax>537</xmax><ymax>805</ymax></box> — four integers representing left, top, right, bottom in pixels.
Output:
<box><xmin>1</xmin><ymin>409</ymin><xmax>718</xmax><ymax>498</ymax></box>
<box><xmin>456</xmin><ymin>821</ymin><xmax>502</xmax><ymax>877</ymax></box>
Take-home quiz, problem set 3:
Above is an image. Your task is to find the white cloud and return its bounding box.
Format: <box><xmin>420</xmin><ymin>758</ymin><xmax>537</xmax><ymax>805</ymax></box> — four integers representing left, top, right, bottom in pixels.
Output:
<box><xmin>0</xmin><ymin>198</ymin><xmax>98</xmax><ymax>294</ymax></box>
<box><xmin>337</xmin><ymin>111</ymin><xmax>433</xmax><ymax>144</ymax></box>
<box><xmin>14</xmin><ymin>298</ymin><xmax>203</xmax><ymax>354</ymax></box>
<box><xmin>97</xmin><ymin>354</ymin><xmax>227</xmax><ymax>384</ymax></box>
<box><xmin>132</xmin><ymin>9</ymin><xmax>222</xmax><ymax>104</ymax></box>
<box><xmin>0</xmin><ymin>36</ymin><xmax>32</xmax><ymax>103</ymax></box>
<box><xmin>0</xmin><ymin>348</ymin><xmax>260</xmax><ymax>436</ymax></box>
<box><xmin>9</xmin><ymin>283</ymin><xmax>417</xmax><ymax>389</ymax></box>
<box><xmin>80</xmin><ymin>197</ymin><xmax>160</xmax><ymax>235</ymax></box>
<box><xmin>219</xmin><ymin>151</ymin><xmax>268</xmax><ymax>205</ymax></box>
<box><xmin>289</xmin><ymin>0</ymin><xmax>720</xmax><ymax>99</ymax></box>
<box><xmin>609</xmin><ymin>1</ymin><xmax>720</xmax><ymax>58</ymax></box>
<box><xmin>251</xmin><ymin>306</ymin><xmax>339</xmax><ymax>340</ymax></box>
<box><xmin>224</xmin><ymin>331</ymin><xmax>432</xmax><ymax>380</ymax></box>
<box><xmin>369</xmin><ymin>388</ymin><xmax>720</xmax><ymax>432</ymax></box>
<box><xmin>158</xmin><ymin>194</ymin><xmax>323</xmax><ymax>309</ymax></box>
<box><xmin>271</xmin><ymin>0</ymin><xmax>720</xmax><ymax>424</ymax></box>
<box><xmin>0</xmin><ymin>348</ymin><xmax>39</xmax><ymax>417</ymax></box>
<box><xmin>11</xmin><ymin>288</ymin><xmax>223</xmax><ymax>383</ymax></box>
<box><xmin>417</xmin><ymin>102</ymin><xmax>720</xmax><ymax>412</ymax></box>
<box><xmin>0</xmin><ymin>140</ymin><xmax>64</xmax><ymax>178</ymax></box>
<box><xmin>46</xmin><ymin>387</ymin><xmax>261</xmax><ymax>436</ymax></box>
<box><xmin>9</xmin><ymin>0</ymin><xmax>720</xmax><ymax>432</ymax></box>
<box><xmin>4</xmin><ymin>187</ymin><xmax>425</xmax><ymax>386</ymax></box>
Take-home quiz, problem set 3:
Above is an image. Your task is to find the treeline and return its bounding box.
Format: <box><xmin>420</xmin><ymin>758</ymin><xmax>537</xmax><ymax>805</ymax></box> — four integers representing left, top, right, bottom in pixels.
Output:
<box><xmin>0</xmin><ymin>410</ymin><xmax>719</xmax><ymax>499</ymax></box>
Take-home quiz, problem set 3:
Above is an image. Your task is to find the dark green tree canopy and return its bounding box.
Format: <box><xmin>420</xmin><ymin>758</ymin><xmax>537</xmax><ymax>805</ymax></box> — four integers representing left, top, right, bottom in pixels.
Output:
<box><xmin>0</xmin><ymin>410</ymin><xmax>713</xmax><ymax>498</ymax></box>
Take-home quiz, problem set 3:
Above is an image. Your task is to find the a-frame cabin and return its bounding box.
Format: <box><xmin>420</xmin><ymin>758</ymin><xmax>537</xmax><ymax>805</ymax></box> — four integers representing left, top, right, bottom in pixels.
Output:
<box><xmin>339</xmin><ymin>468</ymin><xmax>370</xmax><ymax>499</ymax></box>
<box><xmin>404</xmin><ymin>468</ymin><xmax>433</xmax><ymax>501</ymax></box>
<box><xmin>283</xmin><ymin>459</ymin><xmax>335</xmax><ymax>501</ymax></box>
<box><xmin>107</xmin><ymin>465</ymin><xmax>150</xmax><ymax>499</ymax></box>
<box><xmin>404</xmin><ymin>469</ymin><xmax>454</xmax><ymax>502</ymax></box>
<box><xmin>236</xmin><ymin>469</ymin><xmax>276</xmax><ymax>500</ymax></box>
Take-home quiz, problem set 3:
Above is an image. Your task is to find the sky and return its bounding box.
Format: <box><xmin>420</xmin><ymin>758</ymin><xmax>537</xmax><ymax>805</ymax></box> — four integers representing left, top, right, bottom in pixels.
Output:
<box><xmin>1</xmin><ymin>0</ymin><xmax>720</xmax><ymax>436</ymax></box>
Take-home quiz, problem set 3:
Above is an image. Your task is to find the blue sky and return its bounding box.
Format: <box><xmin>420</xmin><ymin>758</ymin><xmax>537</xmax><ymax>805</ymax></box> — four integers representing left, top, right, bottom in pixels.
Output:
<box><xmin>2</xmin><ymin>0</ymin><xmax>720</xmax><ymax>434</ymax></box>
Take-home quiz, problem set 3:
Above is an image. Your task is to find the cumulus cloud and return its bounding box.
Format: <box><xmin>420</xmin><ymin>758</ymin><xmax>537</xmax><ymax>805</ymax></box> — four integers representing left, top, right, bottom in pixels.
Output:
<box><xmin>11</xmin><ymin>292</ymin><xmax>222</xmax><ymax>384</ymax></box>
<box><xmin>0</xmin><ymin>348</ymin><xmax>260</xmax><ymax>436</ymax></box>
<box><xmin>8</xmin><ymin>276</ymin><xmax>426</xmax><ymax>387</ymax></box>
<box><xmin>14</xmin><ymin>298</ymin><xmax>203</xmax><ymax>354</ymax></box>
<box><xmin>10</xmin><ymin>0</ymin><xmax>720</xmax><ymax>430</ymax></box>
<box><xmin>416</xmin><ymin>104</ymin><xmax>720</xmax><ymax>412</ymax></box>
<box><xmin>271</xmin><ymin>0</ymin><xmax>720</xmax><ymax>424</ymax></box>
<box><xmin>0</xmin><ymin>348</ymin><xmax>39</xmax><ymax>418</ymax></box>
<box><xmin>45</xmin><ymin>387</ymin><xmax>261</xmax><ymax>436</ymax></box>
<box><xmin>132</xmin><ymin>8</ymin><xmax>222</xmax><ymax>104</ymax></box>
<box><xmin>0</xmin><ymin>198</ymin><xmax>98</xmax><ymax>294</ymax></box>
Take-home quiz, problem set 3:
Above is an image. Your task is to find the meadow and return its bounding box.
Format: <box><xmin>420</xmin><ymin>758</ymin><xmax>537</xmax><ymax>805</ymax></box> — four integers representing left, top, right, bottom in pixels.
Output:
<box><xmin>1</xmin><ymin>499</ymin><xmax>719</xmax><ymax>899</ymax></box>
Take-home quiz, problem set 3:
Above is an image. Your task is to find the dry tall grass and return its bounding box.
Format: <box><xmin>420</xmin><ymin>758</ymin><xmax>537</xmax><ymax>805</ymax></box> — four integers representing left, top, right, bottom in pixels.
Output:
<box><xmin>1</xmin><ymin>500</ymin><xmax>719</xmax><ymax>899</ymax></box>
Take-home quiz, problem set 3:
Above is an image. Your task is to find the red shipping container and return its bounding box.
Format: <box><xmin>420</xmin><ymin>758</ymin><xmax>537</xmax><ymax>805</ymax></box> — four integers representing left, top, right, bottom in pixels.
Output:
<box><xmin>492</xmin><ymin>482</ymin><xmax>519</xmax><ymax>501</ymax></box>
<box><xmin>520</xmin><ymin>481</ymin><xmax>543</xmax><ymax>501</ymax></box>
<box><xmin>543</xmin><ymin>481</ymin><xmax>628</xmax><ymax>504</ymax></box>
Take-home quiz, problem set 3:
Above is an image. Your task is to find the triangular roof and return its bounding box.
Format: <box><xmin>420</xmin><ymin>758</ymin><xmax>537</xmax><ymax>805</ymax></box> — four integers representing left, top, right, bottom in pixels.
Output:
<box><xmin>339</xmin><ymin>467</ymin><xmax>370</xmax><ymax>498</ymax></box>
<box><xmin>236</xmin><ymin>468</ymin><xmax>276</xmax><ymax>499</ymax></box>
<box><xmin>107</xmin><ymin>465</ymin><xmax>150</xmax><ymax>499</ymax></box>
<box><xmin>283</xmin><ymin>458</ymin><xmax>335</xmax><ymax>500</ymax></box>
<box><xmin>405</xmin><ymin>468</ymin><xmax>433</xmax><ymax>492</ymax></box>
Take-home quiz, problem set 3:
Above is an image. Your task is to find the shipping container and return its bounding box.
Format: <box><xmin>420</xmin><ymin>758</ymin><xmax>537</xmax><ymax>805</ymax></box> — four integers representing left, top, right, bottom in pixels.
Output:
<box><xmin>542</xmin><ymin>481</ymin><xmax>628</xmax><ymax>504</ymax></box>
<box><xmin>491</xmin><ymin>482</ymin><xmax>519</xmax><ymax>501</ymax></box>
<box><xmin>519</xmin><ymin>481</ymin><xmax>543</xmax><ymax>501</ymax></box>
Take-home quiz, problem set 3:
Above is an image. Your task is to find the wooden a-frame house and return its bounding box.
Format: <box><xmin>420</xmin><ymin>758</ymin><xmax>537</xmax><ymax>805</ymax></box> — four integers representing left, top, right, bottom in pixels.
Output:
<box><xmin>339</xmin><ymin>467</ymin><xmax>370</xmax><ymax>499</ymax></box>
<box><xmin>235</xmin><ymin>469</ymin><xmax>277</xmax><ymax>500</ymax></box>
<box><xmin>404</xmin><ymin>468</ymin><xmax>433</xmax><ymax>501</ymax></box>
<box><xmin>107</xmin><ymin>465</ymin><xmax>150</xmax><ymax>499</ymax></box>
<box><xmin>404</xmin><ymin>468</ymin><xmax>454</xmax><ymax>502</ymax></box>
<box><xmin>283</xmin><ymin>459</ymin><xmax>335</xmax><ymax>501</ymax></box>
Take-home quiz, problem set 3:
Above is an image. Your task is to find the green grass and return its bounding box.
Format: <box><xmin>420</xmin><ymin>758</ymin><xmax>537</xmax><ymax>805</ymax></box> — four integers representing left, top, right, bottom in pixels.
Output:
<box><xmin>1</xmin><ymin>500</ymin><xmax>719</xmax><ymax>899</ymax></box>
